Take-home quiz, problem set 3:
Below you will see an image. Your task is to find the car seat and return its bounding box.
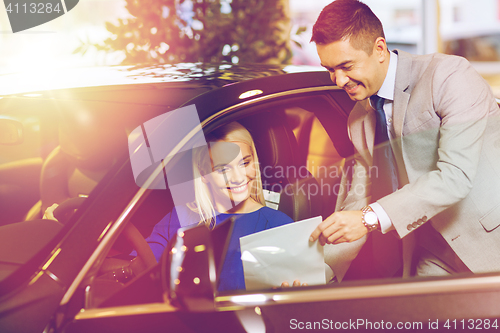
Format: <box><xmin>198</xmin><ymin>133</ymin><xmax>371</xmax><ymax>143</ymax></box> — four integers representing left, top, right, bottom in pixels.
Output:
<box><xmin>241</xmin><ymin>111</ymin><xmax>322</xmax><ymax>221</ymax></box>
<box><xmin>25</xmin><ymin>107</ymin><xmax>128</xmax><ymax>221</ymax></box>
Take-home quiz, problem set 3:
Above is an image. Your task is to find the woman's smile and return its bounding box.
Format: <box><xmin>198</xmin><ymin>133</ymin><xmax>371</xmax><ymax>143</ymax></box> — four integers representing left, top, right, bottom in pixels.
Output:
<box><xmin>226</xmin><ymin>182</ymin><xmax>249</xmax><ymax>194</ymax></box>
<box><xmin>203</xmin><ymin>140</ymin><xmax>258</xmax><ymax>213</ymax></box>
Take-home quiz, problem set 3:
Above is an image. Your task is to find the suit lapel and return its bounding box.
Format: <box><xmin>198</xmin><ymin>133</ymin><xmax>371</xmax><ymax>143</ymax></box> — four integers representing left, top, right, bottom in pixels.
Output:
<box><xmin>349</xmin><ymin>100</ymin><xmax>375</xmax><ymax>164</ymax></box>
<box><xmin>393</xmin><ymin>50</ymin><xmax>412</xmax><ymax>138</ymax></box>
<box><xmin>364</xmin><ymin>104</ymin><xmax>376</xmax><ymax>158</ymax></box>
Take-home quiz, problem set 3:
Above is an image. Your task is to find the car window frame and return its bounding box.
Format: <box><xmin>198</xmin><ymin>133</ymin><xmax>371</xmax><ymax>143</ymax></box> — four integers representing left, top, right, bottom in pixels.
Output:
<box><xmin>65</xmin><ymin>85</ymin><xmax>346</xmax><ymax>312</ymax></box>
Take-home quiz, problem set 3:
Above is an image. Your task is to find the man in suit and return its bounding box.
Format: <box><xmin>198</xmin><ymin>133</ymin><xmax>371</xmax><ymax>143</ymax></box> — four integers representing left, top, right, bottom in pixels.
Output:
<box><xmin>309</xmin><ymin>0</ymin><xmax>500</xmax><ymax>278</ymax></box>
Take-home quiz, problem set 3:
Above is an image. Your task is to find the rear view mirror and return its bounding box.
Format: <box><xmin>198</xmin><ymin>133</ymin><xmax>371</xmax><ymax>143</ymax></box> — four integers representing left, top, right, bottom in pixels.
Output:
<box><xmin>0</xmin><ymin>119</ymin><xmax>23</xmax><ymax>145</ymax></box>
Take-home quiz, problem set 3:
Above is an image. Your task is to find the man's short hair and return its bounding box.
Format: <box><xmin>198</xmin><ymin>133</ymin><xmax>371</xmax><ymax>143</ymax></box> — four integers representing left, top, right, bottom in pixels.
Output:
<box><xmin>311</xmin><ymin>0</ymin><xmax>385</xmax><ymax>54</ymax></box>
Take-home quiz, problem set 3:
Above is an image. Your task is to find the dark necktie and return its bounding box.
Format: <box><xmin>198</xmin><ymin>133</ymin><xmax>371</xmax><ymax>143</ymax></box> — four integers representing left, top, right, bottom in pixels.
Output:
<box><xmin>341</xmin><ymin>96</ymin><xmax>404</xmax><ymax>280</ymax></box>
<box><xmin>370</xmin><ymin>95</ymin><xmax>398</xmax><ymax>199</ymax></box>
<box><xmin>370</xmin><ymin>95</ymin><xmax>402</xmax><ymax>277</ymax></box>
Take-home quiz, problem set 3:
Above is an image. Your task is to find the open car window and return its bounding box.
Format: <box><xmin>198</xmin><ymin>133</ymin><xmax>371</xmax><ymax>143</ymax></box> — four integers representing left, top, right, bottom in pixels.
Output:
<box><xmin>77</xmin><ymin>91</ymin><xmax>356</xmax><ymax>309</ymax></box>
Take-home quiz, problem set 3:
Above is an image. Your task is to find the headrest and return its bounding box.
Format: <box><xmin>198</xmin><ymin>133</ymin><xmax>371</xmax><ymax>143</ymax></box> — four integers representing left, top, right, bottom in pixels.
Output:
<box><xmin>240</xmin><ymin>111</ymin><xmax>299</xmax><ymax>179</ymax></box>
<box><xmin>57</xmin><ymin>108</ymin><xmax>128</xmax><ymax>170</ymax></box>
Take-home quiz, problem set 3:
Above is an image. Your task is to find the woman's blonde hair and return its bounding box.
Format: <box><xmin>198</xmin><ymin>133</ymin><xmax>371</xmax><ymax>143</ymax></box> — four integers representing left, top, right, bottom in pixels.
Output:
<box><xmin>188</xmin><ymin>121</ymin><xmax>265</xmax><ymax>227</ymax></box>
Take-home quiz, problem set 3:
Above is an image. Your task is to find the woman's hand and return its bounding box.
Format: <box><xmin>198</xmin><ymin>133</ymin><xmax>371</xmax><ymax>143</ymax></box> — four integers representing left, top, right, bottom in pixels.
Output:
<box><xmin>43</xmin><ymin>203</ymin><xmax>59</xmax><ymax>221</ymax></box>
<box><xmin>281</xmin><ymin>279</ymin><xmax>308</xmax><ymax>288</ymax></box>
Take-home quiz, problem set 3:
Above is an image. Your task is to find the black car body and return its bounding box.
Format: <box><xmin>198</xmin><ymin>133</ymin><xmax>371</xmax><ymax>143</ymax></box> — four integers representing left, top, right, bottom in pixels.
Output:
<box><xmin>0</xmin><ymin>63</ymin><xmax>499</xmax><ymax>333</ymax></box>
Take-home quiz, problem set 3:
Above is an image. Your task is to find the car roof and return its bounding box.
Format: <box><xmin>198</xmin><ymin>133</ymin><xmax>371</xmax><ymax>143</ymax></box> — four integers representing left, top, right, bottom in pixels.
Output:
<box><xmin>0</xmin><ymin>63</ymin><xmax>335</xmax><ymax>123</ymax></box>
<box><xmin>0</xmin><ymin>62</ymin><xmax>326</xmax><ymax>98</ymax></box>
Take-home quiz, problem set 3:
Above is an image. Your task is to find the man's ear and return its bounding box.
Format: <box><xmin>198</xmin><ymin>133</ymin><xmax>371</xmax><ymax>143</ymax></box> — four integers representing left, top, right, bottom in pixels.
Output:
<box><xmin>374</xmin><ymin>37</ymin><xmax>388</xmax><ymax>62</ymax></box>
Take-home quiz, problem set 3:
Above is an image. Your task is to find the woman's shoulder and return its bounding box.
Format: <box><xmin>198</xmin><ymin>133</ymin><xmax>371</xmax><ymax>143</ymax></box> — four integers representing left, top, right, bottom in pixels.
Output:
<box><xmin>157</xmin><ymin>205</ymin><xmax>200</xmax><ymax>228</ymax></box>
<box><xmin>173</xmin><ymin>205</ymin><xmax>197</xmax><ymax>219</ymax></box>
<box><xmin>258</xmin><ymin>206</ymin><xmax>294</xmax><ymax>225</ymax></box>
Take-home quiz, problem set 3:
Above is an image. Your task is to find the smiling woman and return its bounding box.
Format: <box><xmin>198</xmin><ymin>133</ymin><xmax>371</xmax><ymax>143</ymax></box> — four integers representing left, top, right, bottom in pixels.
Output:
<box><xmin>193</xmin><ymin>123</ymin><xmax>264</xmax><ymax>224</ymax></box>
<box><xmin>138</xmin><ymin>121</ymin><xmax>294</xmax><ymax>292</ymax></box>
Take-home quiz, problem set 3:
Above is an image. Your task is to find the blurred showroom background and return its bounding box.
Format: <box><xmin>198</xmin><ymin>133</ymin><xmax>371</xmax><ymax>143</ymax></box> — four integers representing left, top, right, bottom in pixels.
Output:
<box><xmin>2</xmin><ymin>0</ymin><xmax>500</xmax><ymax>96</ymax></box>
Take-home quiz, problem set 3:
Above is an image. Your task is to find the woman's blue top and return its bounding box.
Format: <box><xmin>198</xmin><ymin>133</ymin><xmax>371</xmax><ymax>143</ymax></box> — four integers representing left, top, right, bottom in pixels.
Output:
<box><xmin>144</xmin><ymin>205</ymin><xmax>293</xmax><ymax>291</ymax></box>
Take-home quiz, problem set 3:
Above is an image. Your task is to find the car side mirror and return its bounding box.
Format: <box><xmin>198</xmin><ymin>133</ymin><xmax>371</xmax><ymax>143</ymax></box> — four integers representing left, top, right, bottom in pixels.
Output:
<box><xmin>160</xmin><ymin>217</ymin><xmax>235</xmax><ymax>311</ymax></box>
<box><xmin>0</xmin><ymin>119</ymin><xmax>23</xmax><ymax>145</ymax></box>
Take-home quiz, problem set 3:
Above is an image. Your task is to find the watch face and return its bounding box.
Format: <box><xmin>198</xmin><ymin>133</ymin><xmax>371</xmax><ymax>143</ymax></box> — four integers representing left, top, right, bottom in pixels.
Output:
<box><xmin>364</xmin><ymin>211</ymin><xmax>378</xmax><ymax>226</ymax></box>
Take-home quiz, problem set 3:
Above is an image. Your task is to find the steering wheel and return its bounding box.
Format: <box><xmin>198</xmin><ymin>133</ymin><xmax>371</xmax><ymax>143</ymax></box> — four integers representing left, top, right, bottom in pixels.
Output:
<box><xmin>53</xmin><ymin>197</ymin><xmax>157</xmax><ymax>272</ymax></box>
<box><xmin>52</xmin><ymin>197</ymin><xmax>87</xmax><ymax>224</ymax></box>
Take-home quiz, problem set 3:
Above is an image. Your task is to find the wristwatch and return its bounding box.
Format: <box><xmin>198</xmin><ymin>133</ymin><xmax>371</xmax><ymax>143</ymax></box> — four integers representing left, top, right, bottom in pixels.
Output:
<box><xmin>361</xmin><ymin>206</ymin><xmax>380</xmax><ymax>232</ymax></box>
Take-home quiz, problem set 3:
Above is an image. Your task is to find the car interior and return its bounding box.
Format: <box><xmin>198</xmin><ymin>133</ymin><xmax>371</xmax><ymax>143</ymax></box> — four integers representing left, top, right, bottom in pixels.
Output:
<box><xmin>0</xmin><ymin>96</ymin><xmax>167</xmax><ymax>290</ymax></box>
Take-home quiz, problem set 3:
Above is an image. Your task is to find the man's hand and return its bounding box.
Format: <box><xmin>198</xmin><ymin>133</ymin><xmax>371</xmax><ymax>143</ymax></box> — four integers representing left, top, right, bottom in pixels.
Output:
<box><xmin>309</xmin><ymin>210</ymin><xmax>366</xmax><ymax>245</ymax></box>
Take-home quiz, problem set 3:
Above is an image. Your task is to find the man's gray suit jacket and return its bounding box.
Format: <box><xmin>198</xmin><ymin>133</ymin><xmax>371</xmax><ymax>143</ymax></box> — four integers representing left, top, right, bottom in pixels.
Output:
<box><xmin>326</xmin><ymin>49</ymin><xmax>500</xmax><ymax>278</ymax></box>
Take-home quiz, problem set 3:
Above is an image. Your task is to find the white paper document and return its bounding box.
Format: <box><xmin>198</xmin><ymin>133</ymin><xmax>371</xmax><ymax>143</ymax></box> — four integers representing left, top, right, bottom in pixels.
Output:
<box><xmin>239</xmin><ymin>216</ymin><xmax>325</xmax><ymax>290</ymax></box>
